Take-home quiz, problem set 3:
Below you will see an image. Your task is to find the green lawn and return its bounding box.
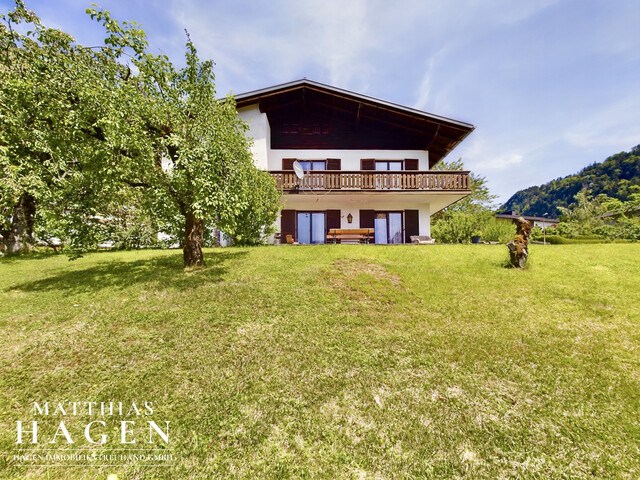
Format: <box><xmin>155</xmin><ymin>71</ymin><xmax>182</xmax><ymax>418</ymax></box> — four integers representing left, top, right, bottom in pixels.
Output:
<box><xmin>1</xmin><ymin>244</ymin><xmax>639</xmax><ymax>479</ymax></box>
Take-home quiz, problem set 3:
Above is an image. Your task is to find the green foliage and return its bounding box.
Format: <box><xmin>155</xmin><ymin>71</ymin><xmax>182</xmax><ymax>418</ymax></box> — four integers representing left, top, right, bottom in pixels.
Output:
<box><xmin>595</xmin><ymin>217</ymin><xmax>640</xmax><ymax>241</ymax></box>
<box><xmin>546</xmin><ymin>189</ymin><xmax>640</xmax><ymax>241</ymax></box>
<box><xmin>543</xmin><ymin>234</ymin><xmax>619</xmax><ymax>244</ymax></box>
<box><xmin>501</xmin><ymin>146</ymin><xmax>640</xmax><ymax>217</ymax></box>
<box><xmin>0</xmin><ymin>2</ymin><xmax>281</xmax><ymax>263</ymax></box>
<box><xmin>220</xmin><ymin>169</ymin><xmax>281</xmax><ymax>246</ymax></box>
<box><xmin>556</xmin><ymin>188</ymin><xmax>608</xmax><ymax>234</ymax></box>
<box><xmin>530</xmin><ymin>226</ymin><xmax>543</xmax><ymax>241</ymax></box>
<box><xmin>433</xmin><ymin>158</ymin><xmax>497</xmax><ymax>215</ymax></box>
<box><xmin>431</xmin><ymin>159</ymin><xmax>505</xmax><ymax>243</ymax></box>
<box><xmin>432</xmin><ymin>214</ymin><xmax>515</xmax><ymax>244</ymax></box>
<box><xmin>481</xmin><ymin>218</ymin><xmax>516</xmax><ymax>243</ymax></box>
<box><xmin>432</xmin><ymin>211</ymin><xmax>481</xmax><ymax>244</ymax></box>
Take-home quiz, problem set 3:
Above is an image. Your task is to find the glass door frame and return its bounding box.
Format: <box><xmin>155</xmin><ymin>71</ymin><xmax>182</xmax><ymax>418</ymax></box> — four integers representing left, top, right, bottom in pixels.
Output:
<box><xmin>296</xmin><ymin>211</ymin><xmax>326</xmax><ymax>244</ymax></box>
<box><xmin>373</xmin><ymin>211</ymin><xmax>404</xmax><ymax>244</ymax></box>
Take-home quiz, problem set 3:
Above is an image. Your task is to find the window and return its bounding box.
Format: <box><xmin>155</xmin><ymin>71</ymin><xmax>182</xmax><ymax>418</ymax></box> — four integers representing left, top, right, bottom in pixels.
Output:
<box><xmin>374</xmin><ymin>161</ymin><xmax>403</xmax><ymax>189</ymax></box>
<box><xmin>298</xmin><ymin>160</ymin><xmax>326</xmax><ymax>171</ymax></box>
<box><xmin>375</xmin><ymin>161</ymin><xmax>403</xmax><ymax>171</ymax></box>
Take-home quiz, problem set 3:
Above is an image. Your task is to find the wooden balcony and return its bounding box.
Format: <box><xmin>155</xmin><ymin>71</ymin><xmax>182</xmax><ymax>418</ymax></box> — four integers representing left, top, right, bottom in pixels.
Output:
<box><xmin>270</xmin><ymin>170</ymin><xmax>470</xmax><ymax>192</ymax></box>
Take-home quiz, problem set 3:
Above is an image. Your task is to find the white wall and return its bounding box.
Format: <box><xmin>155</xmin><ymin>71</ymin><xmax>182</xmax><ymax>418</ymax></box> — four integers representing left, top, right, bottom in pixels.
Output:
<box><xmin>533</xmin><ymin>219</ymin><xmax>557</xmax><ymax>229</ymax></box>
<box><xmin>268</xmin><ymin>149</ymin><xmax>430</xmax><ymax>171</ymax></box>
<box><xmin>419</xmin><ymin>205</ymin><xmax>431</xmax><ymax>236</ymax></box>
<box><xmin>237</xmin><ymin>105</ymin><xmax>270</xmax><ymax>171</ymax></box>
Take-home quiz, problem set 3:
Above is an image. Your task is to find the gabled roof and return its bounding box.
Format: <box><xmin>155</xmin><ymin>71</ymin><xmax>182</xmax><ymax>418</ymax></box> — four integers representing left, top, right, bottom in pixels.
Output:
<box><xmin>235</xmin><ymin>78</ymin><xmax>474</xmax><ymax>165</ymax></box>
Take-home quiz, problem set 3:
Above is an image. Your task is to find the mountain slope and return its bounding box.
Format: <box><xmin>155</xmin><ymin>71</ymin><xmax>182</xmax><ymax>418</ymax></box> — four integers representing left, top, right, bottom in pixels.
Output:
<box><xmin>500</xmin><ymin>145</ymin><xmax>640</xmax><ymax>217</ymax></box>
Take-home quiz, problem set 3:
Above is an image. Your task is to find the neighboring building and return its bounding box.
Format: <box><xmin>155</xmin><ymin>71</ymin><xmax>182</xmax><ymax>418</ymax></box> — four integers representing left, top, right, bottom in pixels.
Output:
<box><xmin>495</xmin><ymin>210</ymin><xmax>559</xmax><ymax>229</ymax></box>
<box><xmin>235</xmin><ymin>79</ymin><xmax>474</xmax><ymax>244</ymax></box>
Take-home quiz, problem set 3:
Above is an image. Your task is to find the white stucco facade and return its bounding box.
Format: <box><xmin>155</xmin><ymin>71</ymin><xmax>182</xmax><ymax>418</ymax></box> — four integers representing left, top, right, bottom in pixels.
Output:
<box><xmin>238</xmin><ymin>105</ymin><xmax>270</xmax><ymax>171</ymax></box>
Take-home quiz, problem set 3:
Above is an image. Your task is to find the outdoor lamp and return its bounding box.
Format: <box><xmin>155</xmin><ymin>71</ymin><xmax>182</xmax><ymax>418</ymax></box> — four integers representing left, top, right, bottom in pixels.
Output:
<box><xmin>347</xmin><ymin>213</ymin><xmax>353</xmax><ymax>224</ymax></box>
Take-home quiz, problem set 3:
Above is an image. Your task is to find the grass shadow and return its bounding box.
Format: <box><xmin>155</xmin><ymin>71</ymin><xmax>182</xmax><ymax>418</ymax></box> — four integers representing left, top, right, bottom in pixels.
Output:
<box><xmin>0</xmin><ymin>250</ymin><xmax>64</xmax><ymax>263</ymax></box>
<box><xmin>7</xmin><ymin>249</ymin><xmax>248</xmax><ymax>294</ymax></box>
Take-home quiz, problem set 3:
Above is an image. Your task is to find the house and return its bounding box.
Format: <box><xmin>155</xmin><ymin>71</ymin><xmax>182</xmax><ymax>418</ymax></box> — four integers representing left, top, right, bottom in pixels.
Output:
<box><xmin>235</xmin><ymin>79</ymin><xmax>475</xmax><ymax>244</ymax></box>
<box><xmin>495</xmin><ymin>211</ymin><xmax>559</xmax><ymax>229</ymax></box>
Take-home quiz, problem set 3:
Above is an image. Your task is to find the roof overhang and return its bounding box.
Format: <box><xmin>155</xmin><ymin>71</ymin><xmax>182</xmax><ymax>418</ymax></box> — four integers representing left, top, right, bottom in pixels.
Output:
<box><xmin>235</xmin><ymin>79</ymin><xmax>474</xmax><ymax>165</ymax></box>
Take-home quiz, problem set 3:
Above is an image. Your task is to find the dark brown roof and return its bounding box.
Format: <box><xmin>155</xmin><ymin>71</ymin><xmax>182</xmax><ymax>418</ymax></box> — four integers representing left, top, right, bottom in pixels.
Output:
<box><xmin>235</xmin><ymin>79</ymin><xmax>474</xmax><ymax>165</ymax></box>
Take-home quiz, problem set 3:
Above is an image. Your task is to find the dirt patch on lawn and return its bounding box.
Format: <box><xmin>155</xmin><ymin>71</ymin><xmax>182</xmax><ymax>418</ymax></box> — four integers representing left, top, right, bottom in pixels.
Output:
<box><xmin>329</xmin><ymin>258</ymin><xmax>404</xmax><ymax>290</ymax></box>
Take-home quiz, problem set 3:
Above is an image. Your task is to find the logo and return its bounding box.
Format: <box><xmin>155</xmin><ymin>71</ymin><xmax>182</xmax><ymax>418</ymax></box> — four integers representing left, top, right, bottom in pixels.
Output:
<box><xmin>11</xmin><ymin>401</ymin><xmax>174</xmax><ymax>468</ymax></box>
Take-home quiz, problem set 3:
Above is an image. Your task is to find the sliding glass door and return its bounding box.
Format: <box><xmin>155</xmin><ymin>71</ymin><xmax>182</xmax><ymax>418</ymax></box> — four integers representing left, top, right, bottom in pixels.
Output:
<box><xmin>297</xmin><ymin>212</ymin><xmax>326</xmax><ymax>244</ymax></box>
<box><xmin>374</xmin><ymin>212</ymin><xmax>403</xmax><ymax>244</ymax></box>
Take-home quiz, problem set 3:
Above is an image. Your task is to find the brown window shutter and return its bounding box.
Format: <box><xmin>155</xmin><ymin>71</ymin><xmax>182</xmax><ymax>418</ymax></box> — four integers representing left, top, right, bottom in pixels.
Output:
<box><xmin>326</xmin><ymin>158</ymin><xmax>341</xmax><ymax>170</ymax></box>
<box><xmin>361</xmin><ymin>159</ymin><xmax>375</xmax><ymax>170</ymax></box>
<box><xmin>326</xmin><ymin>210</ymin><xmax>341</xmax><ymax>232</ymax></box>
<box><xmin>404</xmin><ymin>159</ymin><xmax>419</xmax><ymax>170</ymax></box>
<box><xmin>359</xmin><ymin>210</ymin><xmax>375</xmax><ymax>228</ymax></box>
<box><xmin>404</xmin><ymin>210</ymin><xmax>419</xmax><ymax>244</ymax></box>
<box><xmin>282</xmin><ymin>158</ymin><xmax>296</xmax><ymax>170</ymax></box>
<box><xmin>280</xmin><ymin>209</ymin><xmax>296</xmax><ymax>241</ymax></box>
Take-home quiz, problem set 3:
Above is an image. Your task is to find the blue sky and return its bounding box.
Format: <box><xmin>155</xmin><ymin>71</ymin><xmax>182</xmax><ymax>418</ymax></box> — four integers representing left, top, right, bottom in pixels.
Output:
<box><xmin>3</xmin><ymin>0</ymin><xmax>639</xmax><ymax>205</ymax></box>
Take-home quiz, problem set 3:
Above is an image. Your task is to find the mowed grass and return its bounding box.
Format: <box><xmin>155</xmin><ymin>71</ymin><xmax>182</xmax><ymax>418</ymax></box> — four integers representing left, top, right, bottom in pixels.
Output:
<box><xmin>0</xmin><ymin>244</ymin><xmax>639</xmax><ymax>479</ymax></box>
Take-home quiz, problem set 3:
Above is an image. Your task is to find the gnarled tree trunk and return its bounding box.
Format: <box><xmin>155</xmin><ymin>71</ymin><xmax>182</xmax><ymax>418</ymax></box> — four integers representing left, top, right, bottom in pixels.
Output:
<box><xmin>183</xmin><ymin>212</ymin><xmax>205</xmax><ymax>267</ymax></box>
<box><xmin>3</xmin><ymin>193</ymin><xmax>37</xmax><ymax>254</ymax></box>
<box><xmin>506</xmin><ymin>216</ymin><xmax>532</xmax><ymax>269</ymax></box>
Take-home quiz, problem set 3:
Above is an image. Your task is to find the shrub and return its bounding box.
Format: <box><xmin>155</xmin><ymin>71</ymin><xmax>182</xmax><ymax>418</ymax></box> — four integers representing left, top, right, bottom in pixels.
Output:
<box><xmin>530</xmin><ymin>226</ymin><xmax>543</xmax><ymax>241</ymax></box>
<box><xmin>431</xmin><ymin>212</ymin><xmax>477</xmax><ymax>243</ymax></box>
<box><xmin>482</xmin><ymin>219</ymin><xmax>516</xmax><ymax>243</ymax></box>
<box><xmin>112</xmin><ymin>222</ymin><xmax>158</xmax><ymax>250</ymax></box>
<box><xmin>542</xmin><ymin>235</ymin><xmax>626</xmax><ymax>244</ymax></box>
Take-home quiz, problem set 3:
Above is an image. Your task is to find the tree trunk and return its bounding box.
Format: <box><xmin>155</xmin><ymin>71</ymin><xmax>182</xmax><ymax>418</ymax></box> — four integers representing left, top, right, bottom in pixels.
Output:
<box><xmin>506</xmin><ymin>217</ymin><xmax>532</xmax><ymax>269</ymax></box>
<box><xmin>183</xmin><ymin>212</ymin><xmax>205</xmax><ymax>267</ymax></box>
<box><xmin>4</xmin><ymin>193</ymin><xmax>37</xmax><ymax>254</ymax></box>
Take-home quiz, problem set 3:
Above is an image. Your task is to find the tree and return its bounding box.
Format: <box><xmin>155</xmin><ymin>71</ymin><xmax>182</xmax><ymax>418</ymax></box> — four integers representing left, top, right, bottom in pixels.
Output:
<box><xmin>1</xmin><ymin>2</ymin><xmax>280</xmax><ymax>265</ymax></box>
<box><xmin>0</xmin><ymin>3</ymin><xmax>82</xmax><ymax>253</ymax></box>
<box><xmin>86</xmin><ymin>9</ymin><xmax>280</xmax><ymax>265</ymax></box>
<box><xmin>430</xmin><ymin>158</ymin><xmax>501</xmax><ymax>243</ymax></box>
<box><xmin>551</xmin><ymin>188</ymin><xmax>640</xmax><ymax>240</ymax></box>
<box><xmin>432</xmin><ymin>158</ymin><xmax>497</xmax><ymax>216</ymax></box>
<box><xmin>1</xmin><ymin>2</ymin><xmax>137</xmax><ymax>254</ymax></box>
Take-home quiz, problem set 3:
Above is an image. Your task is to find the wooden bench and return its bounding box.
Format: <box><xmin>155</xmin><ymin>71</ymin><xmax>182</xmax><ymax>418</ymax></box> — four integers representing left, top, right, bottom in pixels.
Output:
<box><xmin>327</xmin><ymin>228</ymin><xmax>374</xmax><ymax>244</ymax></box>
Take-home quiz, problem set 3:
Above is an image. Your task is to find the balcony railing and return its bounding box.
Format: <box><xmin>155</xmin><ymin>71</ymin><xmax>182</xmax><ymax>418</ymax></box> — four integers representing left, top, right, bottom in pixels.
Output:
<box><xmin>270</xmin><ymin>170</ymin><xmax>470</xmax><ymax>192</ymax></box>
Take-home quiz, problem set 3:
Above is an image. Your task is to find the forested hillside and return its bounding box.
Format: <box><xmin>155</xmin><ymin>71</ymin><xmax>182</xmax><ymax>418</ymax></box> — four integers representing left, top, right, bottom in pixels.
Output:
<box><xmin>500</xmin><ymin>145</ymin><xmax>640</xmax><ymax>217</ymax></box>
